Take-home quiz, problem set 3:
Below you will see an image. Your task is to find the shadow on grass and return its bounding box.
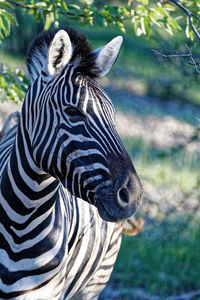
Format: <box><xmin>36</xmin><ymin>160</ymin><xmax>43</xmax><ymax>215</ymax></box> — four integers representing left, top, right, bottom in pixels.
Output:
<box><xmin>104</xmin><ymin>84</ymin><xmax>199</xmax><ymax>126</ymax></box>
<box><xmin>101</xmin><ymin>215</ymin><xmax>200</xmax><ymax>299</ymax></box>
<box><xmin>123</xmin><ymin>136</ymin><xmax>200</xmax><ymax>169</ymax></box>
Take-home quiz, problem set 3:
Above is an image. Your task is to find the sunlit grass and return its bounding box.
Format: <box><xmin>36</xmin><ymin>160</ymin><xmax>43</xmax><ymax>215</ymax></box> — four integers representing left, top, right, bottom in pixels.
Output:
<box><xmin>111</xmin><ymin>216</ymin><xmax>200</xmax><ymax>297</ymax></box>
<box><xmin>110</xmin><ymin>135</ymin><xmax>200</xmax><ymax>297</ymax></box>
<box><xmin>143</xmin><ymin>162</ymin><xmax>199</xmax><ymax>192</ymax></box>
<box><xmin>123</xmin><ymin>136</ymin><xmax>200</xmax><ymax>192</ymax></box>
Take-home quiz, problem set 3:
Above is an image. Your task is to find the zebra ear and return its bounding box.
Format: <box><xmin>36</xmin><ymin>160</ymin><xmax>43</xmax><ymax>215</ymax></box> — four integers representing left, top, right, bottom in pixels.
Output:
<box><xmin>93</xmin><ymin>36</ymin><xmax>123</xmax><ymax>77</ymax></box>
<box><xmin>47</xmin><ymin>30</ymin><xmax>72</xmax><ymax>76</ymax></box>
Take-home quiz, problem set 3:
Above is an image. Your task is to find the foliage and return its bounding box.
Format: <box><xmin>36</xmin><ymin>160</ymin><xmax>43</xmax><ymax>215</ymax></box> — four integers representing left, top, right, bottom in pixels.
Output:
<box><xmin>0</xmin><ymin>1</ymin><xmax>200</xmax><ymax>40</ymax></box>
<box><xmin>1</xmin><ymin>0</ymin><xmax>200</xmax><ymax>102</ymax></box>
<box><xmin>0</xmin><ymin>64</ymin><xmax>29</xmax><ymax>103</ymax></box>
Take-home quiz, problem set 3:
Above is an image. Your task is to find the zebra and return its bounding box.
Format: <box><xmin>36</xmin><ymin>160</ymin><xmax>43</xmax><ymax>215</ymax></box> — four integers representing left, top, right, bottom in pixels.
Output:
<box><xmin>0</xmin><ymin>27</ymin><xmax>143</xmax><ymax>299</ymax></box>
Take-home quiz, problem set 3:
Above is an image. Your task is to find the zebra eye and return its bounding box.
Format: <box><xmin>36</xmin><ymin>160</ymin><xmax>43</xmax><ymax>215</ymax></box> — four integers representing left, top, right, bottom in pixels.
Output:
<box><xmin>65</xmin><ymin>106</ymin><xmax>86</xmax><ymax>122</ymax></box>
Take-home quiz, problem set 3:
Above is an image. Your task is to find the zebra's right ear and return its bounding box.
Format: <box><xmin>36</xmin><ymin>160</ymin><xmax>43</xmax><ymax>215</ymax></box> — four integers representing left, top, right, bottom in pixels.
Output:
<box><xmin>93</xmin><ymin>36</ymin><xmax>123</xmax><ymax>77</ymax></box>
<box><xmin>47</xmin><ymin>30</ymin><xmax>72</xmax><ymax>76</ymax></box>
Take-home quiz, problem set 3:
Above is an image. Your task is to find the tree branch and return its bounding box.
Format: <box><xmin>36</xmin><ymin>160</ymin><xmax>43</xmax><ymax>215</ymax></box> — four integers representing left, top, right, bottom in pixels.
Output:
<box><xmin>151</xmin><ymin>49</ymin><xmax>191</xmax><ymax>58</ymax></box>
<box><xmin>6</xmin><ymin>0</ymin><xmax>82</xmax><ymax>18</ymax></box>
<box><xmin>152</xmin><ymin>44</ymin><xmax>200</xmax><ymax>74</ymax></box>
<box><xmin>168</xmin><ymin>0</ymin><xmax>200</xmax><ymax>42</ymax></box>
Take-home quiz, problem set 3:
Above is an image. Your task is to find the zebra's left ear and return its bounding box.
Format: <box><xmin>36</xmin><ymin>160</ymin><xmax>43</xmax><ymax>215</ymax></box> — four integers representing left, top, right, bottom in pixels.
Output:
<box><xmin>47</xmin><ymin>30</ymin><xmax>72</xmax><ymax>76</ymax></box>
<box><xmin>93</xmin><ymin>36</ymin><xmax>123</xmax><ymax>77</ymax></box>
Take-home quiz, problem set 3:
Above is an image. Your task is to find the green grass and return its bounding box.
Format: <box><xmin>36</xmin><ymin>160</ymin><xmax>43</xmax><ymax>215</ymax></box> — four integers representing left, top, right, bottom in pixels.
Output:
<box><xmin>111</xmin><ymin>216</ymin><xmax>200</xmax><ymax>297</ymax></box>
<box><xmin>109</xmin><ymin>129</ymin><xmax>200</xmax><ymax>297</ymax></box>
<box><xmin>106</xmin><ymin>129</ymin><xmax>200</xmax><ymax>297</ymax></box>
<box><xmin>122</xmin><ymin>136</ymin><xmax>200</xmax><ymax>192</ymax></box>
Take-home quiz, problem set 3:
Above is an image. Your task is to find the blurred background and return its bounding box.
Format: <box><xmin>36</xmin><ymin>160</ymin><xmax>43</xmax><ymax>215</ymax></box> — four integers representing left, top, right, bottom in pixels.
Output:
<box><xmin>0</xmin><ymin>3</ymin><xmax>200</xmax><ymax>300</ymax></box>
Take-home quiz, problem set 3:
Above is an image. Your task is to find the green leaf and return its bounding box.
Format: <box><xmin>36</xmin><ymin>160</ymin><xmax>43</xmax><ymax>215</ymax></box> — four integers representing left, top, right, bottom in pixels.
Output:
<box><xmin>186</xmin><ymin>22</ymin><xmax>190</xmax><ymax>39</ymax></box>
<box><xmin>0</xmin><ymin>1</ymin><xmax>13</xmax><ymax>9</ymax></box>
<box><xmin>0</xmin><ymin>15</ymin><xmax>5</xmax><ymax>30</ymax></box>
<box><xmin>144</xmin><ymin>16</ymin><xmax>150</xmax><ymax>37</ymax></box>
<box><xmin>165</xmin><ymin>23</ymin><xmax>173</xmax><ymax>35</ymax></box>
<box><xmin>0</xmin><ymin>64</ymin><xmax>28</xmax><ymax>102</ymax></box>
<box><xmin>62</xmin><ymin>1</ymin><xmax>68</xmax><ymax>12</ymax></box>
<box><xmin>1</xmin><ymin>10</ymin><xmax>18</xmax><ymax>26</ymax></box>
<box><xmin>44</xmin><ymin>13</ymin><xmax>52</xmax><ymax>30</ymax></box>
<box><xmin>9</xmin><ymin>0</ymin><xmax>26</xmax><ymax>2</ymax></box>
<box><xmin>138</xmin><ymin>0</ymin><xmax>149</xmax><ymax>6</ymax></box>
<box><xmin>12</xmin><ymin>86</ymin><xmax>24</xmax><ymax>99</ymax></box>
<box><xmin>156</xmin><ymin>6</ymin><xmax>168</xmax><ymax>17</ymax></box>
<box><xmin>0</xmin><ymin>74</ymin><xmax>6</xmax><ymax>88</ymax></box>
<box><xmin>189</xmin><ymin>28</ymin><xmax>194</xmax><ymax>40</ymax></box>
<box><xmin>168</xmin><ymin>16</ymin><xmax>180</xmax><ymax>30</ymax></box>
<box><xmin>117</xmin><ymin>21</ymin><xmax>126</xmax><ymax>33</ymax></box>
<box><xmin>140</xmin><ymin>17</ymin><xmax>146</xmax><ymax>34</ymax></box>
<box><xmin>119</xmin><ymin>7</ymin><xmax>131</xmax><ymax>18</ymax></box>
<box><xmin>136</xmin><ymin>5</ymin><xmax>147</xmax><ymax>16</ymax></box>
<box><xmin>133</xmin><ymin>17</ymin><xmax>143</xmax><ymax>36</ymax></box>
<box><xmin>132</xmin><ymin>17</ymin><xmax>138</xmax><ymax>34</ymax></box>
<box><xmin>149</xmin><ymin>10</ymin><xmax>160</xmax><ymax>26</ymax></box>
<box><xmin>0</xmin><ymin>11</ymin><xmax>10</xmax><ymax>37</ymax></box>
<box><xmin>163</xmin><ymin>4</ymin><xmax>175</xmax><ymax>11</ymax></box>
<box><xmin>0</xmin><ymin>29</ymin><xmax>3</xmax><ymax>38</ymax></box>
<box><xmin>101</xmin><ymin>8</ymin><xmax>113</xmax><ymax>24</ymax></box>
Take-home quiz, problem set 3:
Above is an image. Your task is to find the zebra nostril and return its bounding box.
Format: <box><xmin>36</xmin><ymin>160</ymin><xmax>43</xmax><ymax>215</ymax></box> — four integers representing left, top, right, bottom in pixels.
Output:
<box><xmin>118</xmin><ymin>187</ymin><xmax>129</xmax><ymax>204</ymax></box>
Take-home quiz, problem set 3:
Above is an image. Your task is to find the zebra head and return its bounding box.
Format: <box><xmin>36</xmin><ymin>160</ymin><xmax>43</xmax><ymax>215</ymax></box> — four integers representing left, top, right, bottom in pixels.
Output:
<box><xmin>26</xmin><ymin>28</ymin><xmax>143</xmax><ymax>222</ymax></box>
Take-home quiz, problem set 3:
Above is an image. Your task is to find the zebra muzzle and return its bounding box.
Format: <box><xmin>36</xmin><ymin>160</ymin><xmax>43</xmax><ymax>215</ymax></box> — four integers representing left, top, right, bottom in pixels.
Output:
<box><xmin>95</xmin><ymin>170</ymin><xmax>143</xmax><ymax>222</ymax></box>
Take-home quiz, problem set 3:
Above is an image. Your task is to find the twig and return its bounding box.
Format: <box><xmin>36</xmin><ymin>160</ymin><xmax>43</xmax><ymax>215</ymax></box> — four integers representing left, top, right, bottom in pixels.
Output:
<box><xmin>185</xmin><ymin>44</ymin><xmax>200</xmax><ymax>73</ymax></box>
<box><xmin>168</xmin><ymin>0</ymin><xmax>200</xmax><ymax>42</ymax></box>
<box><xmin>151</xmin><ymin>49</ymin><xmax>191</xmax><ymax>58</ymax></box>
<box><xmin>152</xmin><ymin>44</ymin><xmax>200</xmax><ymax>74</ymax></box>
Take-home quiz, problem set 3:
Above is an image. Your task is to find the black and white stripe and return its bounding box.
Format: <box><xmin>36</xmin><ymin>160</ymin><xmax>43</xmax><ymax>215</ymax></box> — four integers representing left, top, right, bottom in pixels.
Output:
<box><xmin>0</xmin><ymin>27</ymin><xmax>142</xmax><ymax>299</ymax></box>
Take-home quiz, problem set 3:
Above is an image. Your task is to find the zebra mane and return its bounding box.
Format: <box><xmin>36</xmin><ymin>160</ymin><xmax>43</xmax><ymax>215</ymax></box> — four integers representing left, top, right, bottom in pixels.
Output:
<box><xmin>27</xmin><ymin>27</ymin><xmax>98</xmax><ymax>82</ymax></box>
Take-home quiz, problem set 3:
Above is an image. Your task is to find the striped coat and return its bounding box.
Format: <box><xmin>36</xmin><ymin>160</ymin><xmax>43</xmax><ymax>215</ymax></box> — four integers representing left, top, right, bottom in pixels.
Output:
<box><xmin>0</xmin><ymin>27</ymin><xmax>142</xmax><ymax>299</ymax></box>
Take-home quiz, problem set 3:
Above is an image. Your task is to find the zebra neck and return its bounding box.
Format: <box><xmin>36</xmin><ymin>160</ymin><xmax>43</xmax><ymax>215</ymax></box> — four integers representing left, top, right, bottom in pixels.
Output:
<box><xmin>0</xmin><ymin>118</ymin><xmax>60</xmax><ymax>226</ymax></box>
